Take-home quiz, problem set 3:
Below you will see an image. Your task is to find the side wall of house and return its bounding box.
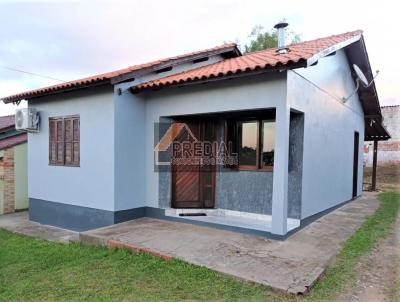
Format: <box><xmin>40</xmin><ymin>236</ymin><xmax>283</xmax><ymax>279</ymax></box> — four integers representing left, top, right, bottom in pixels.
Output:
<box><xmin>287</xmin><ymin>49</ymin><xmax>365</xmax><ymax>219</ymax></box>
<box><xmin>28</xmin><ymin>86</ymin><xmax>116</xmax><ymax>231</ymax></box>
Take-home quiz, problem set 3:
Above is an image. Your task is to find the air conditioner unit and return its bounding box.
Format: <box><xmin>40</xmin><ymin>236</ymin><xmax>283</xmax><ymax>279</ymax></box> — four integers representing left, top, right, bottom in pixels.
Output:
<box><xmin>15</xmin><ymin>108</ymin><xmax>40</xmax><ymax>132</ymax></box>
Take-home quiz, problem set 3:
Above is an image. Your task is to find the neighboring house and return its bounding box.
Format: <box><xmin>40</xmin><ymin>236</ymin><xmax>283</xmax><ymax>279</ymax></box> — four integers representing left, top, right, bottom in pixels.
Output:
<box><xmin>1</xmin><ymin>29</ymin><xmax>390</xmax><ymax>238</ymax></box>
<box><xmin>364</xmin><ymin>105</ymin><xmax>399</xmax><ymax>167</ymax></box>
<box><xmin>0</xmin><ymin>115</ymin><xmax>28</xmax><ymax>214</ymax></box>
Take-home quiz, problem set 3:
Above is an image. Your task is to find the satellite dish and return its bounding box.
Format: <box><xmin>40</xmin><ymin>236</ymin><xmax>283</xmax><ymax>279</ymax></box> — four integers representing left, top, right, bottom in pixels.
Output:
<box><xmin>353</xmin><ymin>64</ymin><xmax>368</xmax><ymax>87</ymax></box>
<box><xmin>342</xmin><ymin>65</ymin><xmax>379</xmax><ymax>103</ymax></box>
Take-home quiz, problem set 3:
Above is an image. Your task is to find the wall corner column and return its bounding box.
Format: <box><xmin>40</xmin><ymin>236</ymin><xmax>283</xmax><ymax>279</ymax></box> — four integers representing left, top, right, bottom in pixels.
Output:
<box><xmin>271</xmin><ymin>104</ymin><xmax>290</xmax><ymax>235</ymax></box>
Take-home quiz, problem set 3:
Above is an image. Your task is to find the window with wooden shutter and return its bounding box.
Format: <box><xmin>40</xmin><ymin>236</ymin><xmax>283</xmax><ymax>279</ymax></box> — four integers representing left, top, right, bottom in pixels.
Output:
<box><xmin>72</xmin><ymin>118</ymin><xmax>80</xmax><ymax>166</ymax></box>
<box><xmin>49</xmin><ymin>115</ymin><xmax>80</xmax><ymax>167</ymax></box>
<box><xmin>49</xmin><ymin>119</ymin><xmax>57</xmax><ymax>165</ymax></box>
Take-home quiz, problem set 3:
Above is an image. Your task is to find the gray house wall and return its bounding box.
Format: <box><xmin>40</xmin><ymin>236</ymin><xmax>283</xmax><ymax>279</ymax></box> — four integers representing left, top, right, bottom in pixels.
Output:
<box><xmin>149</xmin><ymin>48</ymin><xmax>364</xmax><ymax>224</ymax></box>
<box><xmin>215</xmin><ymin>170</ymin><xmax>274</xmax><ymax>214</ymax></box>
<box><xmin>112</xmin><ymin>53</ymin><xmax>225</xmax><ymax>212</ymax></box>
<box><xmin>286</xmin><ymin>49</ymin><xmax>365</xmax><ymax>219</ymax></box>
<box><xmin>27</xmin><ymin>86</ymin><xmax>119</xmax><ymax>230</ymax></box>
<box><xmin>28</xmin><ymin>87</ymin><xmax>115</xmax><ymax>211</ymax></box>
<box><xmin>287</xmin><ymin>113</ymin><xmax>304</xmax><ymax>219</ymax></box>
<box><xmin>143</xmin><ymin>73</ymin><xmax>287</xmax><ymax>209</ymax></box>
<box><xmin>157</xmin><ymin>114</ymin><xmax>303</xmax><ymax>219</ymax></box>
<box><xmin>26</xmin><ymin>48</ymin><xmax>365</xmax><ymax>234</ymax></box>
<box><xmin>114</xmin><ymin>87</ymin><xmax>146</xmax><ymax>211</ymax></box>
<box><xmin>27</xmin><ymin>53</ymin><xmax>230</xmax><ymax>230</ymax></box>
<box><xmin>156</xmin><ymin>119</ymin><xmax>277</xmax><ymax>216</ymax></box>
<box><xmin>214</xmin><ymin>119</ymin><xmax>274</xmax><ymax>215</ymax></box>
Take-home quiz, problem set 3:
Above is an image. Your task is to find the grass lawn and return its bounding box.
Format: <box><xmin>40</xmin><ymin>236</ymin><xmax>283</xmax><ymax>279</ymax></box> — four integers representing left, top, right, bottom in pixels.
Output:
<box><xmin>306</xmin><ymin>191</ymin><xmax>400</xmax><ymax>301</ymax></box>
<box><xmin>0</xmin><ymin>192</ymin><xmax>399</xmax><ymax>302</ymax></box>
<box><xmin>0</xmin><ymin>232</ymin><xmax>284</xmax><ymax>302</ymax></box>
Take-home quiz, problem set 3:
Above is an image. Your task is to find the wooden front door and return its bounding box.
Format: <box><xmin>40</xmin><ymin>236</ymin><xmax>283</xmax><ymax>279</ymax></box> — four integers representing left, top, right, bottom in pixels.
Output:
<box><xmin>171</xmin><ymin>120</ymin><xmax>216</xmax><ymax>208</ymax></box>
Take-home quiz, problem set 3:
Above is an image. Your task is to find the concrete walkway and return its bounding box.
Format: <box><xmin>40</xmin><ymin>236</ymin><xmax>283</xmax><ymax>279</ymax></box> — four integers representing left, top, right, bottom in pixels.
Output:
<box><xmin>0</xmin><ymin>194</ymin><xmax>379</xmax><ymax>294</ymax></box>
<box><xmin>80</xmin><ymin>193</ymin><xmax>379</xmax><ymax>294</ymax></box>
<box><xmin>0</xmin><ymin>211</ymin><xmax>79</xmax><ymax>243</ymax></box>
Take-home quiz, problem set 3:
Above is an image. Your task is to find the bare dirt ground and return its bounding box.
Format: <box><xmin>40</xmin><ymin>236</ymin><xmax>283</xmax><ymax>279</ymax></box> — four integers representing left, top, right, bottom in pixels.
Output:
<box><xmin>337</xmin><ymin>214</ymin><xmax>399</xmax><ymax>302</ymax></box>
<box><xmin>363</xmin><ymin>165</ymin><xmax>400</xmax><ymax>192</ymax></box>
<box><xmin>338</xmin><ymin>166</ymin><xmax>400</xmax><ymax>302</ymax></box>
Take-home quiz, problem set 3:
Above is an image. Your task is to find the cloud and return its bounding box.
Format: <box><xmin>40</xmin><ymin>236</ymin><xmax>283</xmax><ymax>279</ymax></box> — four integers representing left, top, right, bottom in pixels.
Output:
<box><xmin>0</xmin><ymin>0</ymin><xmax>398</xmax><ymax>117</ymax></box>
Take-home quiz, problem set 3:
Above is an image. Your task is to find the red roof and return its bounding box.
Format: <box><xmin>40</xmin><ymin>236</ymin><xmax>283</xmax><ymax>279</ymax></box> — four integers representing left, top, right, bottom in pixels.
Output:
<box><xmin>132</xmin><ymin>30</ymin><xmax>362</xmax><ymax>92</ymax></box>
<box><xmin>2</xmin><ymin>43</ymin><xmax>239</xmax><ymax>103</ymax></box>
<box><xmin>0</xmin><ymin>115</ymin><xmax>15</xmax><ymax>132</ymax></box>
<box><xmin>0</xmin><ymin>133</ymin><xmax>27</xmax><ymax>151</ymax></box>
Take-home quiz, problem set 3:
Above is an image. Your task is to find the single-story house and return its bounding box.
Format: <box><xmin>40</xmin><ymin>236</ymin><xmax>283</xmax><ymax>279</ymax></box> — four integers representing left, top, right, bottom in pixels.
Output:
<box><xmin>1</xmin><ymin>28</ymin><xmax>390</xmax><ymax>238</ymax></box>
<box><xmin>0</xmin><ymin>115</ymin><xmax>28</xmax><ymax>214</ymax></box>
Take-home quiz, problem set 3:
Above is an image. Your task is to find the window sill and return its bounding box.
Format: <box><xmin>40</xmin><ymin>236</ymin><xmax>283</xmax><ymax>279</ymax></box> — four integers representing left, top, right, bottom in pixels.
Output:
<box><xmin>237</xmin><ymin>166</ymin><xmax>273</xmax><ymax>172</ymax></box>
<box><xmin>49</xmin><ymin>163</ymin><xmax>80</xmax><ymax>167</ymax></box>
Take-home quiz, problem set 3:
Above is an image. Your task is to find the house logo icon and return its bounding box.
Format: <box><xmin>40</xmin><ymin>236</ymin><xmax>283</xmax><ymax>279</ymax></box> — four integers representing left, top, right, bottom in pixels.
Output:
<box><xmin>154</xmin><ymin>123</ymin><xmax>199</xmax><ymax>166</ymax></box>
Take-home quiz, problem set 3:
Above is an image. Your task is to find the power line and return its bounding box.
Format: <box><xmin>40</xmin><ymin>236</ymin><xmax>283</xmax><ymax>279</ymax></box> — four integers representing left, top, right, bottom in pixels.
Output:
<box><xmin>291</xmin><ymin>69</ymin><xmax>365</xmax><ymax>119</ymax></box>
<box><xmin>0</xmin><ymin>65</ymin><xmax>66</xmax><ymax>82</ymax></box>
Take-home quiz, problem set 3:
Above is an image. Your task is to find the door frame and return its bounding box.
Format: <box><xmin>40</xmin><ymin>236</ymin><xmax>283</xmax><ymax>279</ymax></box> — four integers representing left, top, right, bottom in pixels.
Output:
<box><xmin>352</xmin><ymin>131</ymin><xmax>360</xmax><ymax>198</ymax></box>
<box><xmin>170</xmin><ymin>119</ymin><xmax>216</xmax><ymax>209</ymax></box>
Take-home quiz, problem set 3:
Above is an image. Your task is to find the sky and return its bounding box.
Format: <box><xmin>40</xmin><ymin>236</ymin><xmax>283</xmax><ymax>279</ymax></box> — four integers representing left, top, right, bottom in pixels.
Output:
<box><xmin>0</xmin><ymin>0</ymin><xmax>399</xmax><ymax>115</ymax></box>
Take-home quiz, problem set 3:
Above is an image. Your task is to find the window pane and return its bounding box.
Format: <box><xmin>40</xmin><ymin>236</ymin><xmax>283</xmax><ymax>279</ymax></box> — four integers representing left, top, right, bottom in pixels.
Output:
<box><xmin>262</xmin><ymin>121</ymin><xmax>275</xmax><ymax>167</ymax></box>
<box><xmin>239</xmin><ymin>121</ymin><xmax>257</xmax><ymax>166</ymax></box>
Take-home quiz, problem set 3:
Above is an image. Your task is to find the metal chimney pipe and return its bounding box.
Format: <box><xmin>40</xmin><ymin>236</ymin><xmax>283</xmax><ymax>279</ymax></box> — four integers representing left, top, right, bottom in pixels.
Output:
<box><xmin>274</xmin><ymin>21</ymin><xmax>289</xmax><ymax>54</ymax></box>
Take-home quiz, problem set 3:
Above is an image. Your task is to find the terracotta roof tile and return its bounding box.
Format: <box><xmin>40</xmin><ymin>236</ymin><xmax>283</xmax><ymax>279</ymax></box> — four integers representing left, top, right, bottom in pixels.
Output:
<box><xmin>2</xmin><ymin>43</ymin><xmax>239</xmax><ymax>103</ymax></box>
<box><xmin>0</xmin><ymin>133</ymin><xmax>27</xmax><ymax>150</ymax></box>
<box><xmin>2</xmin><ymin>31</ymin><xmax>362</xmax><ymax>101</ymax></box>
<box><xmin>133</xmin><ymin>30</ymin><xmax>362</xmax><ymax>91</ymax></box>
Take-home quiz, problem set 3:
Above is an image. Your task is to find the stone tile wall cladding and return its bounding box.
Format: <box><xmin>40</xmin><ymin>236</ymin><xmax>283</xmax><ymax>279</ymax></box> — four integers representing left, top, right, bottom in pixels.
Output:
<box><xmin>0</xmin><ymin>147</ymin><xmax>15</xmax><ymax>214</ymax></box>
<box><xmin>158</xmin><ymin>113</ymin><xmax>304</xmax><ymax>219</ymax></box>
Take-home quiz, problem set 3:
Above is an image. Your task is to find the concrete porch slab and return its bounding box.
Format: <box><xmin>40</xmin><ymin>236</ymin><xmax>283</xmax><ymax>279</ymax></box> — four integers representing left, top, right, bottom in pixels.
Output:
<box><xmin>80</xmin><ymin>193</ymin><xmax>379</xmax><ymax>294</ymax></box>
<box><xmin>0</xmin><ymin>211</ymin><xmax>79</xmax><ymax>243</ymax></box>
<box><xmin>165</xmin><ymin>208</ymin><xmax>300</xmax><ymax>233</ymax></box>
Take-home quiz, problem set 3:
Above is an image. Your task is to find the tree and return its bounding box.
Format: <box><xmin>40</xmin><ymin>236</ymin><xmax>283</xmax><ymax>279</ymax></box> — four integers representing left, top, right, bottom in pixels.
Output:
<box><xmin>242</xmin><ymin>25</ymin><xmax>301</xmax><ymax>53</ymax></box>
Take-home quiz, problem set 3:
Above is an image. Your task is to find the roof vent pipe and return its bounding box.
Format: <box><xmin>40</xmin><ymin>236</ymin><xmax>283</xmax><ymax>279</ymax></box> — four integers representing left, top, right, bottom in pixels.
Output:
<box><xmin>274</xmin><ymin>21</ymin><xmax>289</xmax><ymax>54</ymax></box>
